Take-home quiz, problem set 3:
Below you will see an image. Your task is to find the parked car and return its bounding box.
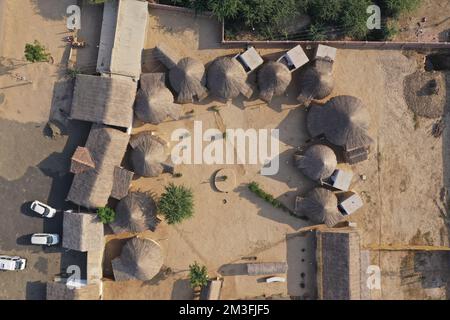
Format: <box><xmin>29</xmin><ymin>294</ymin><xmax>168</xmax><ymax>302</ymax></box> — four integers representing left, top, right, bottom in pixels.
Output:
<box><xmin>0</xmin><ymin>255</ymin><xmax>26</xmax><ymax>271</ymax></box>
<box><xmin>30</xmin><ymin>201</ymin><xmax>56</xmax><ymax>218</ymax></box>
<box><xmin>31</xmin><ymin>233</ymin><xmax>60</xmax><ymax>246</ymax></box>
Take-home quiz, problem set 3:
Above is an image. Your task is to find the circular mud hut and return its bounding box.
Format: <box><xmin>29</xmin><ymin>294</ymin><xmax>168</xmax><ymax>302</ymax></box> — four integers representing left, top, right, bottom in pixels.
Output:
<box><xmin>135</xmin><ymin>73</ymin><xmax>182</xmax><ymax>125</ymax></box>
<box><xmin>112</xmin><ymin>237</ymin><xmax>163</xmax><ymax>282</ymax></box>
<box><xmin>294</xmin><ymin>188</ymin><xmax>343</xmax><ymax>227</ymax></box>
<box><xmin>294</xmin><ymin>144</ymin><xmax>337</xmax><ymax>181</ymax></box>
<box><xmin>130</xmin><ymin>132</ymin><xmax>168</xmax><ymax>177</ymax></box>
<box><xmin>258</xmin><ymin>61</ymin><xmax>292</xmax><ymax>102</ymax></box>
<box><xmin>297</xmin><ymin>58</ymin><xmax>334</xmax><ymax>106</ymax></box>
<box><xmin>169</xmin><ymin>57</ymin><xmax>208</xmax><ymax>104</ymax></box>
<box><xmin>307</xmin><ymin>95</ymin><xmax>373</xmax><ymax>151</ymax></box>
<box><xmin>207</xmin><ymin>56</ymin><xmax>253</xmax><ymax>100</ymax></box>
<box><xmin>110</xmin><ymin>192</ymin><xmax>160</xmax><ymax>234</ymax></box>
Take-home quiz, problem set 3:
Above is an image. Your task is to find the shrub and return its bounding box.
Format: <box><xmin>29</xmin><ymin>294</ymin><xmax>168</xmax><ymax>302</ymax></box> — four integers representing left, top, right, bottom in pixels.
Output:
<box><xmin>158</xmin><ymin>183</ymin><xmax>194</xmax><ymax>224</ymax></box>
<box><xmin>339</xmin><ymin>0</ymin><xmax>372</xmax><ymax>40</ymax></box>
<box><xmin>97</xmin><ymin>207</ymin><xmax>115</xmax><ymax>224</ymax></box>
<box><xmin>382</xmin><ymin>0</ymin><xmax>421</xmax><ymax>17</ymax></box>
<box><xmin>308</xmin><ymin>0</ymin><xmax>342</xmax><ymax>23</ymax></box>
<box><xmin>248</xmin><ymin>181</ymin><xmax>288</xmax><ymax>212</ymax></box>
<box><xmin>24</xmin><ymin>41</ymin><xmax>50</xmax><ymax>63</ymax></box>
<box><xmin>188</xmin><ymin>262</ymin><xmax>208</xmax><ymax>288</ymax></box>
<box><xmin>309</xmin><ymin>23</ymin><xmax>327</xmax><ymax>41</ymax></box>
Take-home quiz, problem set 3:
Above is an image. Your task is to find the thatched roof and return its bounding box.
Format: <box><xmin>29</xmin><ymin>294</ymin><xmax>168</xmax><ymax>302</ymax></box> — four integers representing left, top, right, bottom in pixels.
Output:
<box><xmin>169</xmin><ymin>57</ymin><xmax>208</xmax><ymax>103</ymax></box>
<box><xmin>71</xmin><ymin>74</ymin><xmax>137</xmax><ymax>128</ymax></box>
<box><xmin>62</xmin><ymin>211</ymin><xmax>104</xmax><ymax>252</ymax></box>
<box><xmin>110</xmin><ymin>192</ymin><xmax>160</xmax><ymax>234</ymax></box>
<box><xmin>154</xmin><ymin>43</ymin><xmax>181</xmax><ymax>70</ymax></box>
<box><xmin>258</xmin><ymin>61</ymin><xmax>291</xmax><ymax>102</ymax></box>
<box><xmin>70</xmin><ymin>146</ymin><xmax>95</xmax><ymax>174</ymax></box>
<box><xmin>247</xmin><ymin>262</ymin><xmax>288</xmax><ymax>276</ymax></box>
<box><xmin>67</xmin><ymin>125</ymin><xmax>130</xmax><ymax>209</ymax></box>
<box><xmin>295</xmin><ymin>144</ymin><xmax>337</xmax><ymax>181</ymax></box>
<box><xmin>112</xmin><ymin>237</ymin><xmax>163</xmax><ymax>281</ymax></box>
<box><xmin>97</xmin><ymin>0</ymin><xmax>148</xmax><ymax>78</ymax></box>
<box><xmin>207</xmin><ymin>57</ymin><xmax>253</xmax><ymax>100</ymax></box>
<box><xmin>130</xmin><ymin>132</ymin><xmax>168</xmax><ymax>177</ymax></box>
<box><xmin>297</xmin><ymin>59</ymin><xmax>334</xmax><ymax>106</ymax></box>
<box><xmin>294</xmin><ymin>188</ymin><xmax>344</xmax><ymax>227</ymax></box>
<box><xmin>46</xmin><ymin>282</ymin><xmax>101</xmax><ymax>300</ymax></box>
<box><xmin>307</xmin><ymin>95</ymin><xmax>374</xmax><ymax>151</ymax></box>
<box><xmin>110</xmin><ymin>167</ymin><xmax>134</xmax><ymax>200</ymax></box>
<box><xmin>316</xmin><ymin>228</ymin><xmax>361</xmax><ymax>300</ymax></box>
<box><xmin>134</xmin><ymin>73</ymin><xmax>182</xmax><ymax>124</ymax></box>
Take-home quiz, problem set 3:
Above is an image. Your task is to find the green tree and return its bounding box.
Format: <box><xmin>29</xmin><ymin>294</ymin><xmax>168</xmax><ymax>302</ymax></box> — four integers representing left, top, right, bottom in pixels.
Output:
<box><xmin>188</xmin><ymin>262</ymin><xmax>208</xmax><ymax>288</ymax></box>
<box><xmin>308</xmin><ymin>0</ymin><xmax>342</xmax><ymax>23</ymax></box>
<box><xmin>339</xmin><ymin>0</ymin><xmax>372</xmax><ymax>40</ymax></box>
<box><xmin>383</xmin><ymin>0</ymin><xmax>421</xmax><ymax>17</ymax></box>
<box><xmin>24</xmin><ymin>41</ymin><xmax>50</xmax><ymax>63</ymax></box>
<box><xmin>97</xmin><ymin>207</ymin><xmax>116</xmax><ymax>224</ymax></box>
<box><xmin>158</xmin><ymin>183</ymin><xmax>194</xmax><ymax>224</ymax></box>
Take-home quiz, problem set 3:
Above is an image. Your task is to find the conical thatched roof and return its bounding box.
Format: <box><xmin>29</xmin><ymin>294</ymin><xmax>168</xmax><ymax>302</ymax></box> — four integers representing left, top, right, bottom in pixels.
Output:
<box><xmin>130</xmin><ymin>132</ymin><xmax>168</xmax><ymax>177</ymax></box>
<box><xmin>295</xmin><ymin>188</ymin><xmax>343</xmax><ymax>227</ymax></box>
<box><xmin>110</xmin><ymin>192</ymin><xmax>160</xmax><ymax>234</ymax></box>
<box><xmin>297</xmin><ymin>59</ymin><xmax>334</xmax><ymax>106</ymax></box>
<box><xmin>112</xmin><ymin>237</ymin><xmax>163</xmax><ymax>281</ymax></box>
<box><xmin>258</xmin><ymin>61</ymin><xmax>292</xmax><ymax>102</ymax></box>
<box><xmin>295</xmin><ymin>144</ymin><xmax>337</xmax><ymax>181</ymax></box>
<box><xmin>307</xmin><ymin>95</ymin><xmax>374</xmax><ymax>151</ymax></box>
<box><xmin>207</xmin><ymin>57</ymin><xmax>253</xmax><ymax>100</ymax></box>
<box><xmin>169</xmin><ymin>57</ymin><xmax>208</xmax><ymax>104</ymax></box>
<box><xmin>134</xmin><ymin>73</ymin><xmax>182</xmax><ymax>125</ymax></box>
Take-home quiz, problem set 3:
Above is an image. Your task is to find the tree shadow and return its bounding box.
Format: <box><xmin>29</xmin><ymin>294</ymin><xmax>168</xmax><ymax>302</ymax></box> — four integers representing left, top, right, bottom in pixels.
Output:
<box><xmin>26</xmin><ymin>281</ymin><xmax>47</xmax><ymax>300</ymax></box>
<box><xmin>31</xmin><ymin>0</ymin><xmax>74</xmax><ymax>21</ymax></box>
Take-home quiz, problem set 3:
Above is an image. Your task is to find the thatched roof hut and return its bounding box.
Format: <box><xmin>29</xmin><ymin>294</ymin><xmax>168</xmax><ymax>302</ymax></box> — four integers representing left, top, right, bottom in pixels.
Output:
<box><xmin>112</xmin><ymin>237</ymin><xmax>163</xmax><ymax>281</ymax></box>
<box><xmin>110</xmin><ymin>192</ymin><xmax>160</xmax><ymax>234</ymax></box>
<box><xmin>294</xmin><ymin>188</ymin><xmax>344</xmax><ymax>227</ymax></box>
<box><xmin>169</xmin><ymin>57</ymin><xmax>208</xmax><ymax>103</ymax></box>
<box><xmin>258</xmin><ymin>61</ymin><xmax>292</xmax><ymax>102</ymax></box>
<box><xmin>134</xmin><ymin>73</ymin><xmax>181</xmax><ymax>125</ymax></box>
<box><xmin>66</xmin><ymin>125</ymin><xmax>130</xmax><ymax>209</ymax></box>
<box><xmin>297</xmin><ymin>59</ymin><xmax>334</xmax><ymax>106</ymax></box>
<box><xmin>307</xmin><ymin>95</ymin><xmax>374</xmax><ymax>151</ymax></box>
<box><xmin>46</xmin><ymin>282</ymin><xmax>101</xmax><ymax>300</ymax></box>
<box><xmin>71</xmin><ymin>74</ymin><xmax>137</xmax><ymax>128</ymax></box>
<box><xmin>62</xmin><ymin>211</ymin><xmax>104</xmax><ymax>252</ymax></box>
<box><xmin>247</xmin><ymin>262</ymin><xmax>288</xmax><ymax>276</ymax></box>
<box><xmin>316</xmin><ymin>228</ymin><xmax>361</xmax><ymax>300</ymax></box>
<box><xmin>207</xmin><ymin>56</ymin><xmax>253</xmax><ymax>100</ymax></box>
<box><xmin>295</xmin><ymin>144</ymin><xmax>337</xmax><ymax>181</ymax></box>
<box><xmin>129</xmin><ymin>132</ymin><xmax>168</xmax><ymax>177</ymax></box>
<box><xmin>155</xmin><ymin>42</ymin><xmax>181</xmax><ymax>70</ymax></box>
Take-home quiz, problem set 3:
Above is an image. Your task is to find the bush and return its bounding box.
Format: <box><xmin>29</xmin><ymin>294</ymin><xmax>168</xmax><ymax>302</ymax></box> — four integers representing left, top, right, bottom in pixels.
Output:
<box><xmin>158</xmin><ymin>183</ymin><xmax>194</xmax><ymax>224</ymax></box>
<box><xmin>188</xmin><ymin>262</ymin><xmax>208</xmax><ymax>288</ymax></box>
<box><xmin>382</xmin><ymin>0</ymin><xmax>421</xmax><ymax>17</ymax></box>
<box><xmin>309</xmin><ymin>23</ymin><xmax>327</xmax><ymax>41</ymax></box>
<box><xmin>339</xmin><ymin>0</ymin><xmax>372</xmax><ymax>40</ymax></box>
<box><xmin>308</xmin><ymin>0</ymin><xmax>342</xmax><ymax>23</ymax></box>
<box><xmin>24</xmin><ymin>41</ymin><xmax>50</xmax><ymax>63</ymax></box>
<box><xmin>97</xmin><ymin>207</ymin><xmax>115</xmax><ymax>224</ymax></box>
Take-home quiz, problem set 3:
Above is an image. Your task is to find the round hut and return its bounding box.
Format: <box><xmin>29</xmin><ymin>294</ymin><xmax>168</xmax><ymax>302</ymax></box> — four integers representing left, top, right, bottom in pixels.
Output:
<box><xmin>134</xmin><ymin>73</ymin><xmax>182</xmax><ymax>125</ymax></box>
<box><xmin>297</xmin><ymin>59</ymin><xmax>334</xmax><ymax>106</ymax></box>
<box><xmin>110</xmin><ymin>192</ymin><xmax>160</xmax><ymax>234</ymax></box>
<box><xmin>207</xmin><ymin>56</ymin><xmax>253</xmax><ymax>100</ymax></box>
<box><xmin>169</xmin><ymin>57</ymin><xmax>208</xmax><ymax>104</ymax></box>
<box><xmin>258</xmin><ymin>61</ymin><xmax>292</xmax><ymax>102</ymax></box>
<box><xmin>295</xmin><ymin>188</ymin><xmax>343</xmax><ymax>227</ymax></box>
<box><xmin>112</xmin><ymin>237</ymin><xmax>163</xmax><ymax>281</ymax></box>
<box><xmin>130</xmin><ymin>132</ymin><xmax>168</xmax><ymax>177</ymax></box>
<box><xmin>295</xmin><ymin>144</ymin><xmax>337</xmax><ymax>181</ymax></box>
<box><xmin>307</xmin><ymin>95</ymin><xmax>373</xmax><ymax>151</ymax></box>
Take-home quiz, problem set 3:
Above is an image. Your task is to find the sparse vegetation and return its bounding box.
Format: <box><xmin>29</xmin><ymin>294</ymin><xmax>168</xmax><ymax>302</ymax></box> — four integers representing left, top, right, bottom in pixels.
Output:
<box><xmin>158</xmin><ymin>183</ymin><xmax>194</xmax><ymax>224</ymax></box>
<box><xmin>97</xmin><ymin>207</ymin><xmax>116</xmax><ymax>224</ymax></box>
<box><xmin>188</xmin><ymin>261</ymin><xmax>208</xmax><ymax>288</ymax></box>
<box><xmin>24</xmin><ymin>40</ymin><xmax>50</xmax><ymax>63</ymax></box>
<box><xmin>248</xmin><ymin>181</ymin><xmax>294</xmax><ymax>216</ymax></box>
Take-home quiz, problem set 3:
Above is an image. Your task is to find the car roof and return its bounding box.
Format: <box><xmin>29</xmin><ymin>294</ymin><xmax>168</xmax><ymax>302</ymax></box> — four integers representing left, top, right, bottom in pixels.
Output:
<box><xmin>33</xmin><ymin>202</ymin><xmax>46</xmax><ymax>214</ymax></box>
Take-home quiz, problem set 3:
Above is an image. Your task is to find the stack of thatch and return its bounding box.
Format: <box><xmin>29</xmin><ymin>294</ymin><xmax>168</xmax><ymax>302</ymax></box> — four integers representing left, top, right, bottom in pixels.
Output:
<box><xmin>307</xmin><ymin>95</ymin><xmax>373</xmax><ymax>151</ymax></box>
<box><xmin>258</xmin><ymin>61</ymin><xmax>292</xmax><ymax>102</ymax></box>
<box><xmin>110</xmin><ymin>192</ymin><xmax>160</xmax><ymax>234</ymax></box>
<box><xmin>129</xmin><ymin>132</ymin><xmax>168</xmax><ymax>177</ymax></box>
<box><xmin>112</xmin><ymin>237</ymin><xmax>163</xmax><ymax>282</ymax></box>
<box><xmin>134</xmin><ymin>73</ymin><xmax>182</xmax><ymax>125</ymax></box>
<box><xmin>207</xmin><ymin>56</ymin><xmax>253</xmax><ymax>100</ymax></box>
<box><xmin>295</xmin><ymin>188</ymin><xmax>344</xmax><ymax>227</ymax></box>
<box><xmin>295</xmin><ymin>144</ymin><xmax>337</xmax><ymax>181</ymax></box>
<box><xmin>297</xmin><ymin>58</ymin><xmax>334</xmax><ymax>106</ymax></box>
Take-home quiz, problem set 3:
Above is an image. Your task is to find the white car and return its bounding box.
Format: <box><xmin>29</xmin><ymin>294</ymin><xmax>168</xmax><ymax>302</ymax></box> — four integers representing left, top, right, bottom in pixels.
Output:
<box><xmin>0</xmin><ymin>255</ymin><xmax>26</xmax><ymax>271</ymax></box>
<box><xmin>30</xmin><ymin>201</ymin><xmax>56</xmax><ymax>218</ymax></box>
<box><xmin>31</xmin><ymin>233</ymin><xmax>60</xmax><ymax>246</ymax></box>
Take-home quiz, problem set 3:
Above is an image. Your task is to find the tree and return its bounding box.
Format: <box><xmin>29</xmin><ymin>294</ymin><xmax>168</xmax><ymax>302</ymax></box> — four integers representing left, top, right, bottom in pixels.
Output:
<box><xmin>24</xmin><ymin>41</ymin><xmax>50</xmax><ymax>63</ymax></box>
<box><xmin>382</xmin><ymin>0</ymin><xmax>421</xmax><ymax>17</ymax></box>
<box><xmin>158</xmin><ymin>183</ymin><xmax>194</xmax><ymax>224</ymax></box>
<box><xmin>308</xmin><ymin>0</ymin><xmax>342</xmax><ymax>23</ymax></box>
<box><xmin>97</xmin><ymin>207</ymin><xmax>116</xmax><ymax>224</ymax></box>
<box><xmin>339</xmin><ymin>0</ymin><xmax>372</xmax><ymax>40</ymax></box>
<box><xmin>188</xmin><ymin>261</ymin><xmax>208</xmax><ymax>288</ymax></box>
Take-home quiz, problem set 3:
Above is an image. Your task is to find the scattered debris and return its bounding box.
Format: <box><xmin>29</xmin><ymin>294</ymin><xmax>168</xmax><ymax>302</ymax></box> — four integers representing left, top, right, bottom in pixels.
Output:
<box><xmin>431</xmin><ymin>118</ymin><xmax>445</xmax><ymax>138</ymax></box>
